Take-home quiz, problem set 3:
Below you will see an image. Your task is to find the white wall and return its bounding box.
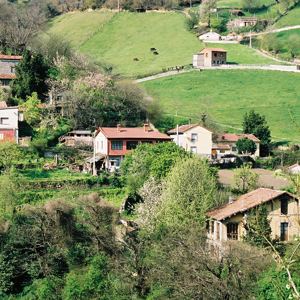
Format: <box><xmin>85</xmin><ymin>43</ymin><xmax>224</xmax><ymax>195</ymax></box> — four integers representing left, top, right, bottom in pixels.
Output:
<box><xmin>170</xmin><ymin>126</ymin><xmax>213</xmax><ymax>157</ymax></box>
<box><xmin>94</xmin><ymin>131</ymin><xmax>108</xmax><ymax>155</ymax></box>
<box><xmin>0</xmin><ymin>108</ymin><xmax>18</xmax><ymax>129</ymax></box>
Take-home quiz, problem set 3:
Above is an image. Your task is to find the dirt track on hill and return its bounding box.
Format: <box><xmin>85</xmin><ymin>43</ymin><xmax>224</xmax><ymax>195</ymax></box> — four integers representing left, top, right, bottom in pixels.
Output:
<box><xmin>218</xmin><ymin>168</ymin><xmax>289</xmax><ymax>190</ymax></box>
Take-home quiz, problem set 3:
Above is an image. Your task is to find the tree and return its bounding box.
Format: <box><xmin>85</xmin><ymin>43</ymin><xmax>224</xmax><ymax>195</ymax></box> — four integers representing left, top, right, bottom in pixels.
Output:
<box><xmin>236</xmin><ymin>138</ymin><xmax>257</xmax><ymax>155</ymax></box>
<box><xmin>288</xmin><ymin>34</ymin><xmax>300</xmax><ymax>59</ymax></box>
<box><xmin>11</xmin><ymin>50</ymin><xmax>50</xmax><ymax>101</ymax></box>
<box><xmin>121</xmin><ymin>142</ymin><xmax>189</xmax><ymax>194</ymax></box>
<box><xmin>243</xmin><ymin>110</ymin><xmax>271</xmax><ymax>156</ymax></box>
<box><xmin>0</xmin><ymin>143</ymin><xmax>22</xmax><ymax>172</ymax></box>
<box><xmin>200</xmin><ymin>0</ymin><xmax>217</xmax><ymax>26</ymax></box>
<box><xmin>242</xmin><ymin>0</ymin><xmax>261</xmax><ymax>11</ymax></box>
<box><xmin>243</xmin><ymin>204</ymin><xmax>272</xmax><ymax>247</ymax></box>
<box><xmin>19</xmin><ymin>92</ymin><xmax>42</xmax><ymax>127</ymax></box>
<box><xmin>234</xmin><ymin>164</ymin><xmax>258</xmax><ymax>193</ymax></box>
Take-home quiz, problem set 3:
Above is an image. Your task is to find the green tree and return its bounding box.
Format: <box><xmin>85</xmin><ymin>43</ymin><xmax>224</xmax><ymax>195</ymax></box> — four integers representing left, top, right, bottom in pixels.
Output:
<box><xmin>234</xmin><ymin>164</ymin><xmax>258</xmax><ymax>193</ymax></box>
<box><xmin>236</xmin><ymin>138</ymin><xmax>257</xmax><ymax>155</ymax></box>
<box><xmin>11</xmin><ymin>50</ymin><xmax>50</xmax><ymax>100</ymax></box>
<box><xmin>121</xmin><ymin>142</ymin><xmax>189</xmax><ymax>193</ymax></box>
<box><xmin>243</xmin><ymin>204</ymin><xmax>272</xmax><ymax>247</ymax></box>
<box><xmin>20</xmin><ymin>92</ymin><xmax>42</xmax><ymax>127</ymax></box>
<box><xmin>243</xmin><ymin>110</ymin><xmax>271</xmax><ymax>156</ymax></box>
<box><xmin>0</xmin><ymin>143</ymin><xmax>22</xmax><ymax>172</ymax></box>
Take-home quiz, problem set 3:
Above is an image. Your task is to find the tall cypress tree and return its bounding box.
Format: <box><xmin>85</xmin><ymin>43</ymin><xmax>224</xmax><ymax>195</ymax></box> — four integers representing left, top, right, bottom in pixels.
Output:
<box><xmin>11</xmin><ymin>50</ymin><xmax>49</xmax><ymax>101</ymax></box>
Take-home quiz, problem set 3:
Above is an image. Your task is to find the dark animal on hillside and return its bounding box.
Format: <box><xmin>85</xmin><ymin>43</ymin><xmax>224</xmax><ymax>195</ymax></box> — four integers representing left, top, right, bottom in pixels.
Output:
<box><xmin>133</xmin><ymin>58</ymin><xmax>139</xmax><ymax>61</ymax></box>
<box><xmin>150</xmin><ymin>47</ymin><xmax>157</xmax><ymax>51</ymax></box>
<box><xmin>153</xmin><ymin>51</ymin><xmax>159</xmax><ymax>55</ymax></box>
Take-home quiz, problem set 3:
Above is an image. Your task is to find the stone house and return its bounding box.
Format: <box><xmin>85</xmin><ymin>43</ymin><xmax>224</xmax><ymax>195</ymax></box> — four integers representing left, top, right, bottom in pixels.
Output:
<box><xmin>193</xmin><ymin>48</ymin><xmax>227</xmax><ymax>68</ymax></box>
<box><xmin>168</xmin><ymin>124</ymin><xmax>213</xmax><ymax>158</ymax></box>
<box><xmin>228</xmin><ymin>17</ymin><xmax>258</xmax><ymax>28</ymax></box>
<box><xmin>0</xmin><ymin>54</ymin><xmax>22</xmax><ymax>87</ymax></box>
<box><xmin>207</xmin><ymin>188</ymin><xmax>300</xmax><ymax>242</ymax></box>
<box><xmin>59</xmin><ymin>130</ymin><xmax>93</xmax><ymax>148</ymax></box>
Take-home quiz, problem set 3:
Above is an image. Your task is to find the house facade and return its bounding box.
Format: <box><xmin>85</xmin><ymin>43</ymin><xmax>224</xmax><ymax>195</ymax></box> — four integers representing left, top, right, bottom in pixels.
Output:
<box><xmin>214</xmin><ymin>133</ymin><xmax>260</xmax><ymax>157</ymax></box>
<box><xmin>168</xmin><ymin>124</ymin><xmax>213</xmax><ymax>158</ymax></box>
<box><xmin>94</xmin><ymin>124</ymin><xmax>171</xmax><ymax>171</ymax></box>
<box><xmin>207</xmin><ymin>188</ymin><xmax>300</xmax><ymax>243</ymax></box>
<box><xmin>0</xmin><ymin>103</ymin><xmax>22</xmax><ymax>143</ymax></box>
<box><xmin>193</xmin><ymin>48</ymin><xmax>227</xmax><ymax>68</ymax></box>
<box><xmin>0</xmin><ymin>54</ymin><xmax>22</xmax><ymax>87</ymax></box>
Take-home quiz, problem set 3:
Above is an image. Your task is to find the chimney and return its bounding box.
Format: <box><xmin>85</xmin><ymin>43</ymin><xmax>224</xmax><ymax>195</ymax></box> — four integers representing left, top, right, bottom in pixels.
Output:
<box><xmin>117</xmin><ymin>124</ymin><xmax>121</xmax><ymax>132</ymax></box>
<box><xmin>144</xmin><ymin>123</ymin><xmax>150</xmax><ymax>132</ymax></box>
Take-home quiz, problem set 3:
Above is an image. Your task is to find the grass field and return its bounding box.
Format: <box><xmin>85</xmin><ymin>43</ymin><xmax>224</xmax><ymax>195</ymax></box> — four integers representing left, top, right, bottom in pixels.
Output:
<box><xmin>206</xmin><ymin>43</ymin><xmax>277</xmax><ymax>64</ymax></box>
<box><xmin>45</xmin><ymin>10</ymin><xmax>281</xmax><ymax>77</ymax></box>
<box><xmin>274</xmin><ymin>3</ymin><xmax>300</xmax><ymax>28</ymax></box>
<box><xmin>141</xmin><ymin>70</ymin><xmax>300</xmax><ymax>142</ymax></box>
<box><xmin>47</xmin><ymin>10</ymin><xmax>115</xmax><ymax>47</ymax></box>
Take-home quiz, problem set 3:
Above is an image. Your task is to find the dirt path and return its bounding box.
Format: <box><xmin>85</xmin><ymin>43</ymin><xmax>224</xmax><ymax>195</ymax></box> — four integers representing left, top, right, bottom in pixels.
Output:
<box><xmin>218</xmin><ymin>168</ymin><xmax>289</xmax><ymax>190</ymax></box>
<box><xmin>244</xmin><ymin>25</ymin><xmax>300</xmax><ymax>37</ymax></box>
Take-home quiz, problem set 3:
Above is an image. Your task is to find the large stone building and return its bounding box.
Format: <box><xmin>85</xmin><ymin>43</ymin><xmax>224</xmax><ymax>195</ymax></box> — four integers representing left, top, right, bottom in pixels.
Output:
<box><xmin>207</xmin><ymin>188</ymin><xmax>300</xmax><ymax>243</ymax></box>
<box><xmin>193</xmin><ymin>48</ymin><xmax>227</xmax><ymax>68</ymax></box>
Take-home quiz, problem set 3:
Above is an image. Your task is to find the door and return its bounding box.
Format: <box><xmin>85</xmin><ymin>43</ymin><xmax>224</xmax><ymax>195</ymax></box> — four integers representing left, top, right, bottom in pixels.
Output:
<box><xmin>280</xmin><ymin>222</ymin><xmax>288</xmax><ymax>241</ymax></box>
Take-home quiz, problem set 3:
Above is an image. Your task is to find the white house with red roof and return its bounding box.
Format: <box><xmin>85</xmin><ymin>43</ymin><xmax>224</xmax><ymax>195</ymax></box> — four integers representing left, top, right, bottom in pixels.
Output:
<box><xmin>214</xmin><ymin>133</ymin><xmax>260</xmax><ymax>157</ymax></box>
<box><xmin>94</xmin><ymin>124</ymin><xmax>171</xmax><ymax>171</ymax></box>
<box><xmin>168</xmin><ymin>124</ymin><xmax>213</xmax><ymax>158</ymax></box>
<box><xmin>0</xmin><ymin>54</ymin><xmax>22</xmax><ymax>87</ymax></box>
<box><xmin>0</xmin><ymin>102</ymin><xmax>23</xmax><ymax>143</ymax></box>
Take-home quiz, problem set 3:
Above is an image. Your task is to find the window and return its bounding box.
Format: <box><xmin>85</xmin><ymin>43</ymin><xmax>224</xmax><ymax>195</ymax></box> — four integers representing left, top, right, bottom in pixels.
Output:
<box><xmin>0</xmin><ymin>133</ymin><xmax>3</xmax><ymax>140</ymax></box>
<box><xmin>110</xmin><ymin>156</ymin><xmax>121</xmax><ymax>167</ymax></box>
<box><xmin>227</xmin><ymin>223</ymin><xmax>238</xmax><ymax>240</ymax></box>
<box><xmin>10</xmin><ymin>66</ymin><xmax>15</xmax><ymax>73</ymax></box>
<box><xmin>190</xmin><ymin>146</ymin><xmax>197</xmax><ymax>153</ymax></box>
<box><xmin>126</xmin><ymin>141</ymin><xmax>138</xmax><ymax>150</ymax></box>
<box><xmin>280</xmin><ymin>222</ymin><xmax>288</xmax><ymax>241</ymax></box>
<box><xmin>0</xmin><ymin>117</ymin><xmax>9</xmax><ymax>125</ymax></box>
<box><xmin>281</xmin><ymin>198</ymin><xmax>288</xmax><ymax>215</ymax></box>
<box><xmin>214</xmin><ymin>53</ymin><xmax>217</xmax><ymax>57</ymax></box>
<box><xmin>191</xmin><ymin>133</ymin><xmax>198</xmax><ymax>142</ymax></box>
<box><xmin>232</xmin><ymin>146</ymin><xmax>237</xmax><ymax>152</ymax></box>
<box><xmin>220</xmin><ymin>149</ymin><xmax>225</xmax><ymax>153</ymax></box>
<box><xmin>111</xmin><ymin>140</ymin><xmax>123</xmax><ymax>150</ymax></box>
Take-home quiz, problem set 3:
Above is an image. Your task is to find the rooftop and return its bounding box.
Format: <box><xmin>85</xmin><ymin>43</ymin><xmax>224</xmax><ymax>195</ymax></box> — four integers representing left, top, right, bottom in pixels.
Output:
<box><xmin>0</xmin><ymin>74</ymin><xmax>16</xmax><ymax>79</ymax></box>
<box><xmin>0</xmin><ymin>54</ymin><xmax>22</xmax><ymax>60</ymax></box>
<box><xmin>216</xmin><ymin>133</ymin><xmax>260</xmax><ymax>143</ymax></box>
<box><xmin>199</xmin><ymin>48</ymin><xmax>227</xmax><ymax>53</ymax></box>
<box><xmin>207</xmin><ymin>188</ymin><xmax>296</xmax><ymax>221</ymax></box>
<box><xmin>168</xmin><ymin>124</ymin><xmax>212</xmax><ymax>134</ymax></box>
<box><xmin>97</xmin><ymin>125</ymin><xmax>171</xmax><ymax>140</ymax></box>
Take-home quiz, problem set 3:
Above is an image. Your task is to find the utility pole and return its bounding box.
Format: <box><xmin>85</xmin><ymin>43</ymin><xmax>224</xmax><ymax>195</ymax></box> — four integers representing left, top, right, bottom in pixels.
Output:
<box><xmin>249</xmin><ymin>30</ymin><xmax>252</xmax><ymax>48</ymax></box>
<box><xmin>118</xmin><ymin>0</ymin><xmax>120</xmax><ymax>12</ymax></box>
<box><xmin>93</xmin><ymin>130</ymin><xmax>97</xmax><ymax>176</ymax></box>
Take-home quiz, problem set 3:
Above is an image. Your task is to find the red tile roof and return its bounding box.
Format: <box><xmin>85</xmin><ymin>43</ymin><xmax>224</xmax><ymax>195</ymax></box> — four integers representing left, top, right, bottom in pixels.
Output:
<box><xmin>97</xmin><ymin>126</ymin><xmax>171</xmax><ymax>140</ymax></box>
<box><xmin>216</xmin><ymin>133</ymin><xmax>260</xmax><ymax>143</ymax></box>
<box><xmin>0</xmin><ymin>101</ymin><xmax>7</xmax><ymax>109</ymax></box>
<box><xmin>212</xmin><ymin>143</ymin><xmax>231</xmax><ymax>150</ymax></box>
<box><xmin>207</xmin><ymin>188</ymin><xmax>296</xmax><ymax>221</ymax></box>
<box><xmin>200</xmin><ymin>48</ymin><xmax>227</xmax><ymax>53</ymax></box>
<box><xmin>168</xmin><ymin>124</ymin><xmax>212</xmax><ymax>134</ymax></box>
<box><xmin>0</xmin><ymin>54</ymin><xmax>22</xmax><ymax>60</ymax></box>
<box><xmin>0</xmin><ymin>74</ymin><xmax>16</xmax><ymax>79</ymax></box>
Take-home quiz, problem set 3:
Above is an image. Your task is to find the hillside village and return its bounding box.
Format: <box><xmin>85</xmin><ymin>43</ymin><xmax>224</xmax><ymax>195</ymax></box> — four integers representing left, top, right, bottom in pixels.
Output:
<box><xmin>0</xmin><ymin>0</ymin><xmax>300</xmax><ymax>299</ymax></box>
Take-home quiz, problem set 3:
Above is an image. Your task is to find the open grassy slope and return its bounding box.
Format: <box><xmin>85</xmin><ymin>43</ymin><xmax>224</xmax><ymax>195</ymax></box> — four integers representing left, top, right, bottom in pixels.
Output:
<box><xmin>206</xmin><ymin>43</ymin><xmax>277</xmax><ymax>64</ymax></box>
<box><xmin>141</xmin><ymin>70</ymin><xmax>300</xmax><ymax>142</ymax></box>
<box><xmin>47</xmin><ymin>10</ymin><xmax>115</xmax><ymax>47</ymax></box>
<box><xmin>274</xmin><ymin>3</ymin><xmax>300</xmax><ymax>28</ymax></box>
<box><xmin>79</xmin><ymin>12</ymin><xmax>201</xmax><ymax>77</ymax></box>
<box><xmin>46</xmin><ymin>10</ymin><xmax>281</xmax><ymax>77</ymax></box>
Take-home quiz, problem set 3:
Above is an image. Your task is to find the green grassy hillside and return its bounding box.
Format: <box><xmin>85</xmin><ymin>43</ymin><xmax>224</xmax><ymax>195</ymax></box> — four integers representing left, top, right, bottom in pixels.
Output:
<box><xmin>45</xmin><ymin>10</ymin><xmax>281</xmax><ymax>77</ymax></box>
<box><xmin>274</xmin><ymin>3</ymin><xmax>300</xmax><ymax>28</ymax></box>
<box><xmin>141</xmin><ymin>70</ymin><xmax>300</xmax><ymax>142</ymax></box>
<box><xmin>47</xmin><ymin>10</ymin><xmax>115</xmax><ymax>47</ymax></box>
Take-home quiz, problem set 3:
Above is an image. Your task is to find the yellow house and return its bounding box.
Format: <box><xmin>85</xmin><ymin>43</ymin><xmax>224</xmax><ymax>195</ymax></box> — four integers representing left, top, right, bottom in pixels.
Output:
<box><xmin>207</xmin><ymin>188</ymin><xmax>300</xmax><ymax>243</ymax></box>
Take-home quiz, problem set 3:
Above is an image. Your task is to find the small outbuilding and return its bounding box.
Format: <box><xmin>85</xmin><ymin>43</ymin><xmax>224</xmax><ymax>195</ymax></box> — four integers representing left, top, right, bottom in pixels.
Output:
<box><xmin>193</xmin><ymin>48</ymin><xmax>227</xmax><ymax>68</ymax></box>
<box><xmin>199</xmin><ymin>31</ymin><xmax>221</xmax><ymax>42</ymax></box>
